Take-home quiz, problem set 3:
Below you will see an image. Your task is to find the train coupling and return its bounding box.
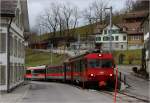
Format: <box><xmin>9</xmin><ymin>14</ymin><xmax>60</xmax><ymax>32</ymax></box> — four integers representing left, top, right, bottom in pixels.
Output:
<box><xmin>99</xmin><ymin>81</ymin><xmax>106</xmax><ymax>87</ymax></box>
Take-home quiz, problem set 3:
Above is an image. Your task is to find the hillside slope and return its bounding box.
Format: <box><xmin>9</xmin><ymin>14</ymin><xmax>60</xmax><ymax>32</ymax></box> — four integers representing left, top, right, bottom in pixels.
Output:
<box><xmin>25</xmin><ymin>49</ymin><xmax>68</xmax><ymax>66</ymax></box>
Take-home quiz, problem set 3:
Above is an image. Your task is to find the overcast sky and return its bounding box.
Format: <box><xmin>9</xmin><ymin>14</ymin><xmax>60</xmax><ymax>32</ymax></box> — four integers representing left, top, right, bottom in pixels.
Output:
<box><xmin>27</xmin><ymin>0</ymin><xmax>127</xmax><ymax>29</ymax></box>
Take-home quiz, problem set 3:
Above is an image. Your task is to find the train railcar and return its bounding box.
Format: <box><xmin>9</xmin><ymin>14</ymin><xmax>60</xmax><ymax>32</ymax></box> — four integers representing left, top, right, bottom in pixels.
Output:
<box><xmin>25</xmin><ymin>65</ymin><xmax>64</xmax><ymax>81</ymax></box>
<box><xmin>25</xmin><ymin>65</ymin><xmax>46</xmax><ymax>80</ymax></box>
<box><xmin>64</xmin><ymin>53</ymin><xmax>116</xmax><ymax>88</ymax></box>
<box><xmin>46</xmin><ymin>66</ymin><xmax>64</xmax><ymax>80</ymax></box>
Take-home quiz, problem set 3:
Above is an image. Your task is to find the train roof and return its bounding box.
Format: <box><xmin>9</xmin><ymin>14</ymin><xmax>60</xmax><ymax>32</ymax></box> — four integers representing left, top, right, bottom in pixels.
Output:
<box><xmin>26</xmin><ymin>65</ymin><xmax>46</xmax><ymax>70</ymax></box>
<box><xmin>69</xmin><ymin>52</ymin><xmax>113</xmax><ymax>62</ymax></box>
<box><xmin>47</xmin><ymin>65</ymin><xmax>63</xmax><ymax>68</ymax></box>
<box><xmin>85</xmin><ymin>53</ymin><xmax>113</xmax><ymax>59</ymax></box>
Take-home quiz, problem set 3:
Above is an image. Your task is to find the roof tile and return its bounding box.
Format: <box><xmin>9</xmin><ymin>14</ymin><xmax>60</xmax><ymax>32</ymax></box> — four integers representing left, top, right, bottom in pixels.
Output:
<box><xmin>0</xmin><ymin>0</ymin><xmax>17</xmax><ymax>15</ymax></box>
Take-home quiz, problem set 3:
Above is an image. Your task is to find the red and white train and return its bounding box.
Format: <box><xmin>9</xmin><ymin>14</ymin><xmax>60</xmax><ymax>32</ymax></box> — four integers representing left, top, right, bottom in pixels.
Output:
<box><xmin>25</xmin><ymin>52</ymin><xmax>116</xmax><ymax>88</ymax></box>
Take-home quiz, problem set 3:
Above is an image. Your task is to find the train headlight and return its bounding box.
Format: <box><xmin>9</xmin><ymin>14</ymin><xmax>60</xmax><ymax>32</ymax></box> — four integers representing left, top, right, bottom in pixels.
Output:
<box><xmin>109</xmin><ymin>74</ymin><xmax>113</xmax><ymax>76</ymax></box>
<box><xmin>90</xmin><ymin>74</ymin><xmax>94</xmax><ymax>77</ymax></box>
<box><xmin>98</xmin><ymin>54</ymin><xmax>102</xmax><ymax>57</ymax></box>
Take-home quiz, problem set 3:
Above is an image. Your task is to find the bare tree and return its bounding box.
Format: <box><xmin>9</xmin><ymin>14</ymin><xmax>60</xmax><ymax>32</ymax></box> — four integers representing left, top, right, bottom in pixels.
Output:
<box><xmin>83</xmin><ymin>0</ymin><xmax>107</xmax><ymax>24</ymax></box>
<box><xmin>71</xmin><ymin>6</ymin><xmax>80</xmax><ymax>37</ymax></box>
<box><xmin>83</xmin><ymin>5</ymin><xmax>94</xmax><ymax>25</ymax></box>
<box><xmin>91</xmin><ymin>0</ymin><xmax>107</xmax><ymax>24</ymax></box>
<box><xmin>62</xmin><ymin>3</ymin><xmax>73</xmax><ymax>37</ymax></box>
<box><xmin>83</xmin><ymin>5</ymin><xmax>96</xmax><ymax>35</ymax></box>
<box><xmin>34</xmin><ymin>2</ymin><xmax>81</xmax><ymax>48</ymax></box>
<box><xmin>125</xmin><ymin>0</ymin><xmax>135</xmax><ymax>12</ymax></box>
<box><xmin>46</xmin><ymin>3</ymin><xmax>59</xmax><ymax>37</ymax></box>
<box><xmin>82</xmin><ymin>0</ymin><xmax>108</xmax><ymax>35</ymax></box>
<box><xmin>37</xmin><ymin>14</ymin><xmax>52</xmax><ymax>33</ymax></box>
<box><xmin>57</xmin><ymin>6</ymin><xmax>63</xmax><ymax>37</ymax></box>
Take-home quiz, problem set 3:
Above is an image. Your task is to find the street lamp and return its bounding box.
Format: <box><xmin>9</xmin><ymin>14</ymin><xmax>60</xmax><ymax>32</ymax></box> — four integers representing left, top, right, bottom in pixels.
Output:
<box><xmin>104</xmin><ymin>6</ymin><xmax>112</xmax><ymax>53</ymax></box>
<box><xmin>1</xmin><ymin>13</ymin><xmax>15</xmax><ymax>92</ymax></box>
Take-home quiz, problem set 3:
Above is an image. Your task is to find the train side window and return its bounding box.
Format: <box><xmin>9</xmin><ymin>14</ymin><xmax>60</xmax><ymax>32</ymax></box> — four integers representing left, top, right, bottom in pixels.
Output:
<box><xmin>33</xmin><ymin>69</ymin><xmax>45</xmax><ymax>74</ymax></box>
<box><xmin>77</xmin><ymin>61</ymin><xmax>81</xmax><ymax>72</ymax></box>
<box><xmin>81</xmin><ymin>59</ymin><xmax>87</xmax><ymax>71</ymax></box>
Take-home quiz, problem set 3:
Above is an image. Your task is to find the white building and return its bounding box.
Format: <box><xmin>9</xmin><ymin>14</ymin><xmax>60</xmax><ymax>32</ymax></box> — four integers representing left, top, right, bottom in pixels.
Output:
<box><xmin>0</xmin><ymin>0</ymin><xmax>29</xmax><ymax>92</ymax></box>
<box><xmin>95</xmin><ymin>24</ymin><xmax>127</xmax><ymax>51</ymax></box>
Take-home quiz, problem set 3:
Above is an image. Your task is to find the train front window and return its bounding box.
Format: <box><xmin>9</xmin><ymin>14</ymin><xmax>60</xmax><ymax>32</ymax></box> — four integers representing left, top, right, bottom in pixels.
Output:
<box><xmin>88</xmin><ymin>59</ymin><xmax>113</xmax><ymax>68</ymax></box>
<box><xmin>33</xmin><ymin>69</ymin><xmax>45</xmax><ymax>74</ymax></box>
<box><xmin>26</xmin><ymin>70</ymin><xmax>31</xmax><ymax>74</ymax></box>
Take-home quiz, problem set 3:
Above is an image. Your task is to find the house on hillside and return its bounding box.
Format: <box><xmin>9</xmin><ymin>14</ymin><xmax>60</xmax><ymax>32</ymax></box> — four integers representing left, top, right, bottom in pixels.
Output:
<box><xmin>0</xmin><ymin>0</ymin><xmax>29</xmax><ymax>92</ymax></box>
<box><xmin>95</xmin><ymin>24</ymin><xmax>127</xmax><ymax>51</ymax></box>
<box><xmin>119</xmin><ymin>11</ymin><xmax>148</xmax><ymax>50</ymax></box>
<box><xmin>141</xmin><ymin>14</ymin><xmax>150</xmax><ymax>74</ymax></box>
<box><xmin>123</xmin><ymin>11</ymin><xmax>148</xmax><ymax>23</ymax></box>
<box><xmin>117</xmin><ymin>22</ymin><xmax>143</xmax><ymax>50</ymax></box>
<box><xmin>94</xmin><ymin>10</ymin><xmax>148</xmax><ymax>51</ymax></box>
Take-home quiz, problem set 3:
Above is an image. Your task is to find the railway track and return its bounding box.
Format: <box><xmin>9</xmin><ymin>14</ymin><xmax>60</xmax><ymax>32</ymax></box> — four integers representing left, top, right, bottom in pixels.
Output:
<box><xmin>70</xmin><ymin>83</ymin><xmax>149</xmax><ymax>103</ymax></box>
<box><xmin>99</xmin><ymin>90</ymin><xmax>149</xmax><ymax>103</ymax></box>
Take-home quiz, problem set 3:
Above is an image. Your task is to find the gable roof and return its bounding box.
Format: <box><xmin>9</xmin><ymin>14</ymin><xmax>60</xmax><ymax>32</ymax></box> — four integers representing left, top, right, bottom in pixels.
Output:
<box><xmin>0</xmin><ymin>0</ymin><xmax>17</xmax><ymax>16</ymax></box>
<box><xmin>104</xmin><ymin>24</ymin><xmax>121</xmax><ymax>30</ymax></box>
<box><xmin>124</xmin><ymin>10</ymin><xmax>148</xmax><ymax>19</ymax></box>
<box><xmin>117</xmin><ymin>22</ymin><xmax>143</xmax><ymax>35</ymax></box>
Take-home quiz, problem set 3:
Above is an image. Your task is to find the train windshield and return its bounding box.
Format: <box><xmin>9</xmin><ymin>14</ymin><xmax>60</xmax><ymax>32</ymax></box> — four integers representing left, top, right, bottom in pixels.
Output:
<box><xmin>88</xmin><ymin>59</ymin><xmax>113</xmax><ymax>68</ymax></box>
<box><xmin>33</xmin><ymin>69</ymin><xmax>45</xmax><ymax>74</ymax></box>
<box><xmin>26</xmin><ymin>70</ymin><xmax>31</xmax><ymax>74</ymax></box>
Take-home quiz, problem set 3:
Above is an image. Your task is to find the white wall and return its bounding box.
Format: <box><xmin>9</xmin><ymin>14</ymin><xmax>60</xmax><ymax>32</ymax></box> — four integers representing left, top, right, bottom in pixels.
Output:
<box><xmin>0</xmin><ymin>19</ymin><xmax>25</xmax><ymax>91</ymax></box>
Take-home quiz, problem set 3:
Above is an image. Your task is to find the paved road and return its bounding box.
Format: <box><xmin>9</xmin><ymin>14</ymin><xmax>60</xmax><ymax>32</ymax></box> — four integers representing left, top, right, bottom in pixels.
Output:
<box><xmin>118</xmin><ymin>65</ymin><xmax>150</xmax><ymax>101</ymax></box>
<box><xmin>1</xmin><ymin>81</ymin><xmax>146</xmax><ymax>103</ymax></box>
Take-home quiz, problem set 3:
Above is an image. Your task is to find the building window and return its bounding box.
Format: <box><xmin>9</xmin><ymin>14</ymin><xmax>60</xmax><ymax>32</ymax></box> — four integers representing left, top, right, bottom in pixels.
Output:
<box><xmin>98</xmin><ymin>37</ymin><xmax>101</xmax><ymax>41</ymax></box>
<box><xmin>115</xmin><ymin>36</ymin><xmax>119</xmax><ymax>41</ymax></box>
<box><xmin>111</xmin><ymin>36</ymin><xmax>114</xmax><ymax>41</ymax></box>
<box><xmin>0</xmin><ymin>33</ymin><xmax>6</xmax><ymax>53</ymax></box>
<box><xmin>96</xmin><ymin>37</ymin><xmax>101</xmax><ymax>41</ymax></box>
<box><xmin>0</xmin><ymin>65</ymin><xmax>6</xmax><ymax>85</ymax></box>
<box><xmin>115</xmin><ymin>43</ymin><xmax>119</xmax><ymax>48</ymax></box>
<box><xmin>123</xmin><ymin>36</ymin><xmax>126</xmax><ymax>41</ymax></box>
<box><xmin>104</xmin><ymin>30</ymin><xmax>107</xmax><ymax>34</ymax></box>
<box><xmin>14</xmin><ymin>38</ymin><xmax>17</xmax><ymax>57</ymax></box>
<box><xmin>10</xmin><ymin>35</ymin><xmax>13</xmax><ymax>56</ymax></box>
<box><xmin>10</xmin><ymin>63</ymin><xmax>13</xmax><ymax>84</ymax></box>
<box><xmin>123</xmin><ymin>27</ymin><xmax>126</xmax><ymax>31</ymax></box>
<box><xmin>111</xmin><ymin>29</ymin><xmax>119</xmax><ymax>34</ymax></box>
<box><xmin>103</xmin><ymin>36</ymin><xmax>109</xmax><ymax>41</ymax></box>
<box><xmin>121</xmin><ymin>45</ymin><xmax>123</xmax><ymax>49</ymax></box>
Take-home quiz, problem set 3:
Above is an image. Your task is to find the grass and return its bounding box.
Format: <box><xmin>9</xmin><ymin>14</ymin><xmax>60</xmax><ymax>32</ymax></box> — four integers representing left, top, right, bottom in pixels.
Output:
<box><xmin>25</xmin><ymin>48</ymin><xmax>142</xmax><ymax>66</ymax></box>
<box><xmin>25</xmin><ymin>49</ymin><xmax>68</xmax><ymax>67</ymax></box>
<box><xmin>113</xmin><ymin>49</ymin><xmax>142</xmax><ymax>65</ymax></box>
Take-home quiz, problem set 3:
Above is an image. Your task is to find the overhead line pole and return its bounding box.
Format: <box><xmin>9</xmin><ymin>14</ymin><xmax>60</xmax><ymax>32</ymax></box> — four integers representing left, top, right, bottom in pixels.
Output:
<box><xmin>105</xmin><ymin>6</ymin><xmax>112</xmax><ymax>53</ymax></box>
<box><xmin>89</xmin><ymin>6</ymin><xmax>113</xmax><ymax>53</ymax></box>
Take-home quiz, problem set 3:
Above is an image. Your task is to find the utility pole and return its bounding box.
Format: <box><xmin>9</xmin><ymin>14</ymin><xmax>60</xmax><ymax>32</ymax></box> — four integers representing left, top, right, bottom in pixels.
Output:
<box><xmin>78</xmin><ymin>34</ymin><xmax>80</xmax><ymax>55</ymax></box>
<box><xmin>88</xmin><ymin>6</ymin><xmax>113</xmax><ymax>53</ymax></box>
<box><xmin>105</xmin><ymin>6</ymin><xmax>112</xmax><ymax>53</ymax></box>
<box><xmin>50</xmin><ymin>44</ymin><xmax>53</xmax><ymax>65</ymax></box>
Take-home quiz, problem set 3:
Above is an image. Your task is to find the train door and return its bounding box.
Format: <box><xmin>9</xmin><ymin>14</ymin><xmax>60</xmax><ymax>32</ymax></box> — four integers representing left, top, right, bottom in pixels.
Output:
<box><xmin>81</xmin><ymin>59</ymin><xmax>87</xmax><ymax>88</ymax></box>
<box><xmin>71</xmin><ymin>62</ymin><xmax>74</xmax><ymax>83</ymax></box>
<box><xmin>63</xmin><ymin>63</ymin><xmax>67</xmax><ymax>82</ymax></box>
